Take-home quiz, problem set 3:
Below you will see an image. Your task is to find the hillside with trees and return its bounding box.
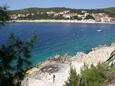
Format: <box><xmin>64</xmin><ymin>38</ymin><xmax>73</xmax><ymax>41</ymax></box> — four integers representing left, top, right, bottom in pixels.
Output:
<box><xmin>8</xmin><ymin>7</ymin><xmax>115</xmax><ymax>20</ymax></box>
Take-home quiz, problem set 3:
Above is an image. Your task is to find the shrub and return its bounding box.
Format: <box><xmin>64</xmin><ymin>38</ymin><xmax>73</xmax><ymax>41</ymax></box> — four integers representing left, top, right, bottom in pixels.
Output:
<box><xmin>65</xmin><ymin>63</ymin><xmax>115</xmax><ymax>86</ymax></box>
<box><xmin>80</xmin><ymin>63</ymin><xmax>108</xmax><ymax>86</ymax></box>
<box><xmin>84</xmin><ymin>15</ymin><xmax>95</xmax><ymax>20</ymax></box>
<box><xmin>65</xmin><ymin>67</ymin><xmax>80</xmax><ymax>86</ymax></box>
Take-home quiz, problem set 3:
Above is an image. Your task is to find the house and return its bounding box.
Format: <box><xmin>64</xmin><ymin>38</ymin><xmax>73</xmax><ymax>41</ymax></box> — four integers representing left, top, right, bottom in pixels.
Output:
<box><xmin>63</xmin><ymin>14</ymin><xmax>71</xmax><ymax>19</ymax></box>
<box><xmin>46</xmin><ymin>11</ymin><xmax>55</xmax><ymax>15</ymax></box>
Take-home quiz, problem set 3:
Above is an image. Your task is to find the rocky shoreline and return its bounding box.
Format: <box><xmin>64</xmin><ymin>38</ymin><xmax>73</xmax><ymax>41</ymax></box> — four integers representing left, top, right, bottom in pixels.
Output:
<box><xmin>21</xmin><ymin>43</ymin><xmax>115</xmax><ymax>86</ymax></box>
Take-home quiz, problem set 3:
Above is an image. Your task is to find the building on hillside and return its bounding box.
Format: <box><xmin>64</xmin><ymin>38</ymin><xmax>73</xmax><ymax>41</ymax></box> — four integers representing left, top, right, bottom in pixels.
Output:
<box><xmin>101</xmin><ymin>16</ymin><xmax>111</xmax><ymax>23</ymax></box>
<box><xmin>10</xmin><ymin>14</ymin><xmax>18</xmax><ymax>20</ymax></box>
<box><xmin>111</xmin><ymin>18</ymin><xmax>115</xmax><ymax>23</ymax></box>
<box><xmin>81</xmin><ymin>11</ymin><xmax>87</xmax><ymax>13</ymax></box>
<box><xmin>58</xmin><ymin>10</ymin><xmax>70</xmax><ymax>15</ymax></box>
<box><xmin>46</xmin><ymin>11</ymin><xmax>55</xmax><ymax>15</ymax></box>
<box><xmin>63</xmin><ymin>13</ymin><xmax>78</xmax><ymax>19</ymax></box>
<box><xmin>63</xmin><ymin>14</ymin><xmax>71</xmax><ymax>19</ymax></box>
<box><xmin>92</xmin><ymin>13</ymin><xmax>111</xmax><ymax>23</ymax></box>
<box><xmin>31</xmin><ymin>13</ymin><xmax>34</xmax><ymax>16</ymax></box>
<box><xmin>54</xmin><ymin>13</ymin><xmax>61</xmax><ymax>17</ymax></box>
<box><xmin>84</xmin><ymin>13</ymin><xmax>89</xmax><ymax>17</ymax></box>
<box><xmin>77</xmin><ymin>14</ymin><xmax>84</xmax><ymax>18</ymax></box>
<box><xmin>62</xmin><ymin>10</ymin><xmax>70</xmax><ymax>14</ymax></box>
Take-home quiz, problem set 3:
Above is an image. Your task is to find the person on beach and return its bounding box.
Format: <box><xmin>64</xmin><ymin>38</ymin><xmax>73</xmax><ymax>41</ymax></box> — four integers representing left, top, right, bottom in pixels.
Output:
<box><xmin>53</xmin><ymin>75</ymin><xmax>55</xmax><ymax>83</ymax></box>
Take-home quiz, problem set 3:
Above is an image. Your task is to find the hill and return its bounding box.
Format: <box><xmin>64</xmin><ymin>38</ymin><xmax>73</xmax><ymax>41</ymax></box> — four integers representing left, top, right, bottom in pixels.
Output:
<box><xmin>8</xmin><ymin>7</ymin><xmax>115</xmax><ymax>21</ymax></box>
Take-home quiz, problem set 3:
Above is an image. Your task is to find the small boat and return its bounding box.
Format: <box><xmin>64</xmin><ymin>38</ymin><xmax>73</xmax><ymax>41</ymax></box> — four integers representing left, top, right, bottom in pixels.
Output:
<box><xmin>96</xmin><ymin>29</ymin><xmax>102</xmax><ymax>32</ymax></box>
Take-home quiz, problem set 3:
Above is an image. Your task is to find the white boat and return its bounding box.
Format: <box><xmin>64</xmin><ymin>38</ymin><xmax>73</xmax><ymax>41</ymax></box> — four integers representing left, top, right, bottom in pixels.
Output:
<box><xmin>96</xmin><ymin>29</ymin><xmax>102</xmax><ymax>32</ymax></box>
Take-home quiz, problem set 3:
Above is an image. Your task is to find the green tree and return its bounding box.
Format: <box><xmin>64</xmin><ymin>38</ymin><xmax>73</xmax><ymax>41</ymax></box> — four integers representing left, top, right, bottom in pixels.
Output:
<box><xmin>80</xmin><ymin>63</ymin><xmax>108</xmax><ymax>86</ymax></box>
<box><xmin>65</xmin><ymin>67</ymin><xmax>80</xmax><ymax>86</ymax></box>
<box><xmin>0</xmin><ymin>32</ymin><xmax>36</xmax><ymax>86</ymax></box>
<box><xmin>65</xmin><ymin>63</ymin><xmax>115</xmax><ymax>86</ymax></box>
<box><xmin>84</xmin><ymin>15</ymin><xmax>95</xmax><ymax>20</ymax></box>
<box><xmin>0</xmin><ymin>6</ymin><xmax>10</xmax><ymax>25</ymax></box>
<box><xmin>72</xmin><ymin>16</ymin><xmax>82</xmax><ymax>20</ymax></box>
<box><xmin>0</xmin><ymin>6</ymin><xmax>36</xmax><ymax>86</ymax></box>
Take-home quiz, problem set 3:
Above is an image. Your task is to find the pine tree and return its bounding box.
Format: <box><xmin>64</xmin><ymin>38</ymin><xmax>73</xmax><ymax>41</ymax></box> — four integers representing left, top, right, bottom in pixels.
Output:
<box><xmin>0</xmin><ymin>33</ymin><xmax>36</xmax><ymax>86</ymax></box>
<box><xmin>65</xmin><ymin>67</ymin><xmax>79</xmax><ymax>86</ymax></box>
<box><xmin>0</xmin><ymin>6</ymin><xmax>37</xmax><ymax>86</ymax></box>
<box><xmin>0</xmin><ymin>6</ymin><xmax>10</xmax><ymax>25</ymax></box>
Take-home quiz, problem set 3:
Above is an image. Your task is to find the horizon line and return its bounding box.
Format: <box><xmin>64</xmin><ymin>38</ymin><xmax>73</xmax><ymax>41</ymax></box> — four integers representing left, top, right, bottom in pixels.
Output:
<box><xmin>8</xmin><ymin>6</ymin><xmax>115</xmax><ymax>11</ymax></box>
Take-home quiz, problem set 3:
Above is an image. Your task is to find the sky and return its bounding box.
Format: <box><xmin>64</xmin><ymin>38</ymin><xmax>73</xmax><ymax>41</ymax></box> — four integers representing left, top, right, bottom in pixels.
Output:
<box><xmin>0</xmin><ymin>0</ymin><xmax>115</xmax><ymax>10</ymax></box>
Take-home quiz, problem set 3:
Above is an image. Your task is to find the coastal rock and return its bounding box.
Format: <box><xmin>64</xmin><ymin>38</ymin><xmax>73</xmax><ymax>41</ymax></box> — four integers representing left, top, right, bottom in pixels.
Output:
<box><xmin>22</xmin><ymin>44</ymin><xmax>115</xmax><ymax>86</ymax></box>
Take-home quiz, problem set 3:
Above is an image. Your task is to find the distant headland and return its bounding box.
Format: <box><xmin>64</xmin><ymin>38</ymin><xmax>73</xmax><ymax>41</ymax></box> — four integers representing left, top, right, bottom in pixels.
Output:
<box><xmin>8</xmin><ymin>7</ymin><xmax>115</xmax><ymax>23</ymax></box>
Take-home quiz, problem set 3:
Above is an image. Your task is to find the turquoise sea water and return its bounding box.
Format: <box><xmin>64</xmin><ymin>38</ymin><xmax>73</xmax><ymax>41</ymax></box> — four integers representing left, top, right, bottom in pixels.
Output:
<box><xmin>0</xmin><ymin>23</ymin><xmax>115</xmax><ymax>65</ymax></box>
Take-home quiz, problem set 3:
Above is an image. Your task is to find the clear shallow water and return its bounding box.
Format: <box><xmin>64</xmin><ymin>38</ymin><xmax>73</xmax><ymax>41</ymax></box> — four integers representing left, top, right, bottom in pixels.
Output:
<box><xmin>0</xmin><ymin>23</ymin><xmax>115</xmax><ymax>65</ymax></box>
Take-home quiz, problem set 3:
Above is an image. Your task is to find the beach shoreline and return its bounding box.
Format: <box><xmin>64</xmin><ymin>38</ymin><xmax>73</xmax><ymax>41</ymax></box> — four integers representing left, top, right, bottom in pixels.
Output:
<box><xmin>10</xmin><ymin>19</ymin><xmax>115</xmax><ymax>24</ymax></box>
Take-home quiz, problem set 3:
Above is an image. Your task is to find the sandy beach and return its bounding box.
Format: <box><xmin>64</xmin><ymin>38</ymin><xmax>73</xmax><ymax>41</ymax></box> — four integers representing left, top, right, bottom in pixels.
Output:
<box><xmin>10</xmin><ymin>19</ymin><xmax>115</xmax><ymax>24</ymax></box>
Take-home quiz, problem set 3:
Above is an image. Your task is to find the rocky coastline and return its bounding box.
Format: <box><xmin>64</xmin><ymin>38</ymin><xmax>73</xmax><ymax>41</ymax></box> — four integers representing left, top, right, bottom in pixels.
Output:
<box><xmin>21</xmin><ymin>43</ymin><xmax>115</xmax><ymax>86</ymax></box>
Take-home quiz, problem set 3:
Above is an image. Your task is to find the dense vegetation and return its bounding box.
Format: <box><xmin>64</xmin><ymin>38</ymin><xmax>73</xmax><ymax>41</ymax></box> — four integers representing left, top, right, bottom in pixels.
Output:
<box><xmin>84</xmin><ymin>15</ymin><xmax>95</xmax><ymax>20</ymax></box>
<box><xmin>9</xmin><ymin>7</ymin><xmax>75</xmax><ymax>14</ymax></box>
<box><xmin>0</xmin><ymin>7</ymin><xmax>10</xmax><ymax>24</ymax></box>
<box><xmin>0</xmin><ymin>6</ymin><xmax>36</xmax><ymax>86</ymax></box>
<box><xmin>9</xmin><ymin>7</ymin><xmax>115</xmax><ymax>15</ymax></box>
<box><xmin>0</xmin><ymin>33</ymin><xmax>36</xmax><ymax>86</ymax></box>
<box><xmin>65</xmin><ymin>67</ymin><xmax>80</xmax><ymax>86</ymax></box>
<box><xmin>72</xmin><ymin>16</ymin><xmax>82</xmax><ymax>20</ymax></box>
<box><xmin>65</xmin><ymin>63</ymin><xmax>115</xmax><ymax>86</ymax></box>
<box><xmin>65</xmin><ymin>50</ymin><xmax>115</xmax><ymax>86</ymax></box>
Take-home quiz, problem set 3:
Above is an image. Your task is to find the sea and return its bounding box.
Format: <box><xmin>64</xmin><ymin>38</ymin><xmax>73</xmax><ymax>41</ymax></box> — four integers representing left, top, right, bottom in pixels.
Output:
<box><xmin>0</xmin><ymin>23</ymin><xmax>115</xmax><ymax>65</ymax></box>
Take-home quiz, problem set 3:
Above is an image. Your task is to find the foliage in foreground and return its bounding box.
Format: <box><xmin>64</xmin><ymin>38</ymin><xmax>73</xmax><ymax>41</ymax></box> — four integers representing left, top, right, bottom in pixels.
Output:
<box><xmin>80</xmin><ymin>63</ymin><xmax>108</xmax><ymax>86</ymax></box>
<box><xmin>0</xmin><ymin>6</ymin><xmax>10</xmax><ymax>24</ymax></box>
<box><xmin>0</xmin><ymin>32</ymin><xmax>36</xmax><ymax>86</ymax></box>
<box><xmin>65</xmin><ymin>67</ymin><xmax>80</xmax><ymax>86</ymax></box>
<box><xmin>65</xmin><ymin>63</ymin><xmax>115</xmax><ymax>86</ymax></box>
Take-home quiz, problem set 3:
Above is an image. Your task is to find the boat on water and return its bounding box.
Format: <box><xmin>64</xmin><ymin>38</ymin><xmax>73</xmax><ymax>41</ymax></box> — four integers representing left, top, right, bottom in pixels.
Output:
<box><xmin>96</xmin><ymin>29</ymin><xmax>103</xmax><ymax>32</ymax></box>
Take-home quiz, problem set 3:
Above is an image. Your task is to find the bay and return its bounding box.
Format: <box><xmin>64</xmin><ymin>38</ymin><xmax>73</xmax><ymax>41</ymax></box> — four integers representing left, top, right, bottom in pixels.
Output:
<box><xmin>0</xmin><ymin>23</ymin><xmax>115</xmax><ymax>65</ymax></box>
